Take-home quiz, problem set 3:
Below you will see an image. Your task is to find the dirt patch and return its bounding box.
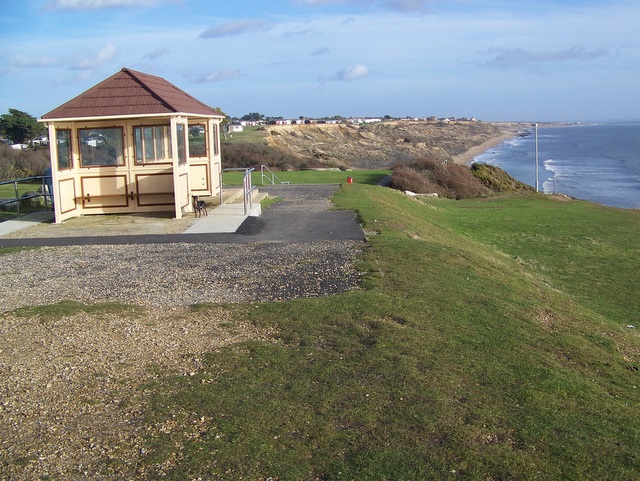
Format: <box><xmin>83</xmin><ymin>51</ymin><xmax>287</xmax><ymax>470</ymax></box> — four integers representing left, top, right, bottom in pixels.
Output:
<box><xmin>0</xmin><ymin>305</ymin><xmax>274</xmax><ymax>479</ymax></box>
<box><xmin>2</xmin><ymin>212</ymin><xmax>198</xmax><ymax>239</ymax></box>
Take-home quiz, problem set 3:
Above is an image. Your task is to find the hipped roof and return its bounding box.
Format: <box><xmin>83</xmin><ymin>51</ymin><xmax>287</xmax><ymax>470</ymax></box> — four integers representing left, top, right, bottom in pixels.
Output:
<box><xmin>41</xmin><ymin>68</ymin><xmax>224</xmax><ymax>120</ymax></box>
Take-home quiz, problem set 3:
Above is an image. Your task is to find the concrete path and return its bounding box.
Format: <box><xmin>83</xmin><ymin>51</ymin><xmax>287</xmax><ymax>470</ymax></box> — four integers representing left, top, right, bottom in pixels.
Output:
<box><xmin>183</xmin><ymin>202</ymin><xmax>261</xmax><ymax>234</ymax></box>
<box><xmin>0</xmin><ymin>184</ymin><xmax>365</xmax><ymax>247</ymax></box>
<box><xmin>0</xmin><ymin>211</ymin><xmax>55</xmax><ymax>237</ymax></box>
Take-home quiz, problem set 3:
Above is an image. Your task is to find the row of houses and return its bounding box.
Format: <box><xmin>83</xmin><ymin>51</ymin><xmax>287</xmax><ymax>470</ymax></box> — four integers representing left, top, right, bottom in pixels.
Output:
<box><xmin>227</xmin><ymin>117</ymin><xmax>387</xmax><ymax>133</ymax></box>
<box><xmin>227</xmin><ymin>116</ymin><xmax>478</xmax><ymax>132</ymax></box>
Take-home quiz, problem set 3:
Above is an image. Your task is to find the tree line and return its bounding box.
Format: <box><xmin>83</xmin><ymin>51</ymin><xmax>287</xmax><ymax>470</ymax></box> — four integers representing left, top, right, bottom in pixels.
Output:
<box><xmin>0</xmin><ymin>109</ymin><xmax>46</xmax><ymax>144</ymax></box>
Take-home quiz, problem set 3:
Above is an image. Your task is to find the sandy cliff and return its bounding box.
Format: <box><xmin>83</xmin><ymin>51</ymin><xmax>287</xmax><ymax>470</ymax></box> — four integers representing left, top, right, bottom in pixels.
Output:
<box><xmin>263</xmin><ymin>121</ymin><xmax>524</xmax><ymax>169</ymax></box>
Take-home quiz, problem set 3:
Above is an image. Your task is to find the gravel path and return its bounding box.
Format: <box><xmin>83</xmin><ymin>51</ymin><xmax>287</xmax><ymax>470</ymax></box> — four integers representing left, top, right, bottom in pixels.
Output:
<box><xmin>0</xmin><ymin>240</ymin><xmax>362</xmax><ymax>311</ymax></box>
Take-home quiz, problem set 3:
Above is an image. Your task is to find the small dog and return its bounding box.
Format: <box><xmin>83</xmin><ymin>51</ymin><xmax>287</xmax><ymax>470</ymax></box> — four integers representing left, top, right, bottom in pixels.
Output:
<box><xmin>192</xmin><ymin>195</ymin><xmax>208</xmax><ymax>217</ymax></box>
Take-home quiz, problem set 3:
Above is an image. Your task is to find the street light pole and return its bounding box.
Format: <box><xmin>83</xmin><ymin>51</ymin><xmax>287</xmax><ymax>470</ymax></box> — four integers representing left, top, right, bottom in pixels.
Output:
<box><xmin>535</xmin><ymin>123</ymin><xmax>539</xmax><ymax>193</ymax></box>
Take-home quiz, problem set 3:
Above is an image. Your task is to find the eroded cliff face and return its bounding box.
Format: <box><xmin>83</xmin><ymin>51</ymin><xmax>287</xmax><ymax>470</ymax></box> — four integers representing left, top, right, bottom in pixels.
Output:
<box><xmin>263</xmin><ymin>121</ymin><xmax>517</xmax><ymax>169</ymax></box>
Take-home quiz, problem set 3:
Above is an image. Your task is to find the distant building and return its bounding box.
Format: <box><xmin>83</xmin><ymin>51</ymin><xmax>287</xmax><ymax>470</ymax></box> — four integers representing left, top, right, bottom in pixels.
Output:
<box><xmin>228</xmin><ymin>122</ymin><xmax>244</xmax><ymax>132</ymax></box>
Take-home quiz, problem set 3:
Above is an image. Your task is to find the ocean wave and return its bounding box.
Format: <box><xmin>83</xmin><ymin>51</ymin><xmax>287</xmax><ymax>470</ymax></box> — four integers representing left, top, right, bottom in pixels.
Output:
<box><xmin>473</xmin><ymin>150</ymin><xmax>500</xmax><ymax>164</ymax></box>
<box><xmin>504</xmin><ymin>137</ymin><xmax>527</xmax><ymax>147</ymax></box>
<box><xmin>543</xmin><ymin>159</ymin><xmax>572</xmax><ymax>180</ymax></box>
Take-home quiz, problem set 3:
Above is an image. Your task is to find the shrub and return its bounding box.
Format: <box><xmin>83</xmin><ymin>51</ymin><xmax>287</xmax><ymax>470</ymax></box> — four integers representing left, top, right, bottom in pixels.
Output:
<box><xmin>221</xmin><ymin>142</ymin><xmax>323</xmax><ymax>171</ymax></box>
<box><xmin>391</xmin><ymin>156</ymin><xmax>490</xmax><ymax>199</ymax></box>
<box><xmin>433</xmin><ymin>162</ymin><xmax>490</xmax><ymax>199</ymax></box>
<box><xmin>0</xmin><ymin>145</ymin><xmax>50</xmax><ymax>181</ymax></box>
<box><xmin>470</xmin><ymin>163</ymin><xmax>535</xmax><ymax>192</ymax></box>
<box><xmin>391</xmin><ymin>165</ymin><xmax>443</xmax><ymax>195</ymax></box>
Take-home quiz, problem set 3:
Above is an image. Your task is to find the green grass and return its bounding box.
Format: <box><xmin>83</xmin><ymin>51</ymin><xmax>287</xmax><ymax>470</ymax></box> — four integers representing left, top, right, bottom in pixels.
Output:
<box><xmin>139</xmin><ymin>186</ymin><xmax>640</xmax><ymax>480</ymax></box>
<box><xmin>13</xmin><ymin>300</ymin><xmax>141</xmax><ymax>319</ymax></box>
<box><xmin>222</xmin><ymin>168</ymin><xmax>390</xmax><ymax>187</ymax></box>
<box><xmin>0</xmin><ymin>180</ymin><xmax>44</xmax><ymax>198</ymax></box>
<box><xmin>0</xmin><ymin>246</ymin><xmax>39</xmax><ymax>256</ymax></box>
<box><xmin>0</xmin><ymin>180</ymin><xmax>51</xmax><ymax>219</ymax></box>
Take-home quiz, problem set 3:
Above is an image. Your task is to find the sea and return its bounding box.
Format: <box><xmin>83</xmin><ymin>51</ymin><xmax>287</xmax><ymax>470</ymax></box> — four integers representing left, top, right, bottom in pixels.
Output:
<box><xmin>474</xmin><ymin>122</ymin><xmax>640</xmax><ymax>209</ymax></box>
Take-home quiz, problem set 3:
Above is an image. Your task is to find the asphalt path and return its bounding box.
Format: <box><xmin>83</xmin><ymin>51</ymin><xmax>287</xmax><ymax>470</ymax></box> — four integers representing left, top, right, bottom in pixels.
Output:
<box><xmin>0</xmin><ymin>184</ymin><xmax>364</xmax><ymax>247</ymax></box>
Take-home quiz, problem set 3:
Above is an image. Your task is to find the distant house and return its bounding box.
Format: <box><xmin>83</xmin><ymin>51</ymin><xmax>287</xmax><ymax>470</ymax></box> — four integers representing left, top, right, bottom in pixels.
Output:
<box><xmin>40</xmin><ymin>68</ymin><xmax>224</xmax><ymax>223</ymax></box>
<box><xmin>228</xmin><ymin>122</ymin><xmax>244</xmax><ymax>133</ymax></box>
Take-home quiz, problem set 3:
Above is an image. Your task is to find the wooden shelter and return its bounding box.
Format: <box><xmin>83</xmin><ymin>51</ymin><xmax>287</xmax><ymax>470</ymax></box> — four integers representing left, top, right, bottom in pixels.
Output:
<box><xmin>40</xmin><ymin>68</ymin><xmax>224</xmax><ymax>223</ymax></box>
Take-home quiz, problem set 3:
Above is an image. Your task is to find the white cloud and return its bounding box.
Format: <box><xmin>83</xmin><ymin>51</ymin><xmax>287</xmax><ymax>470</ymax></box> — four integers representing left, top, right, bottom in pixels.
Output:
<box><xmin>199</xmin><ymin>20</ymin><xmax>273</xmax><ymax>39</ymax></box>
<box><xmin>320</xmin><ymin>64</ymin><xmax>370</xmax><ymax>83</ymax></box>
<box><xmin>70</xmin><ymin>43</ymin><xmax>118</xmax><ymax>70</ymax></box>
<box><xmin>481</xmin><ymin>46</ymin><xmax>610</xmax><ymax>69</ymax></box>
<box><xmin>294</xmin><ymin>0</ymin><xmax>354</xmax><ymax>5</ymax></box>
<box><xmin>312</xmin><ymin>47</ymin><xmax>333</xmax><ymax>56</ymax></box>
<box><xmin>144</xmin><ymin>48</ymin><xmax>169</xmax><ymax>61</ymax></box>
<box><xmin>185</xmin><ymin>69</ymin><xmax>244</xmax><ymax>83</ymax></box>
<box><xmin>10</xmin><ymin>54</ymin><xmax>60</xmax><ymax>68</ymax></box>
<box><xmin>44</xmin><ymin>0</ymin><xmax>168</xmax><ymax>11</ymax></box>
<box><xmin>384</xmin><ymin>0</ymin><xmax>431</xmax><ymax>14</ymax></box>
<box><xmin>337</xmin><ymin>64</ymin><xmax>369</xmax><ymax>80</ymax></box>
<box><xmin>294</xmin><ymin>0</ymin><xmax>432</xmax><ymax>13</ymax></box>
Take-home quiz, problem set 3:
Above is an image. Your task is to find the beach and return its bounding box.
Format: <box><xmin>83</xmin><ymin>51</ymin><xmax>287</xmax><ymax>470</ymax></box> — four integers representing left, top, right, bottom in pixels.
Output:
<box><xmin>452</xmin><ymin>129</ymin><xmax>519</xmax><ymax>165</ymax></box>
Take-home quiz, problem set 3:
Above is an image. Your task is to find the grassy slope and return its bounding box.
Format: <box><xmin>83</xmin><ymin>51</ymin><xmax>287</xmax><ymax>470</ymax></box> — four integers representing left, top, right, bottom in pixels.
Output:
<box><xmin>142</xmin><ymin>185</ymin><xmax>639</xmax><ymax>480</ymax></box>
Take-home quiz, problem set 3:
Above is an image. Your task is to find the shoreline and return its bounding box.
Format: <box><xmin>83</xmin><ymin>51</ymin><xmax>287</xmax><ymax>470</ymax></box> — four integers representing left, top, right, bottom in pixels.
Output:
<box><xmin>452</xmin><ymin>131</ymin><xmax>517</xmax><ymax>166</ymax></box>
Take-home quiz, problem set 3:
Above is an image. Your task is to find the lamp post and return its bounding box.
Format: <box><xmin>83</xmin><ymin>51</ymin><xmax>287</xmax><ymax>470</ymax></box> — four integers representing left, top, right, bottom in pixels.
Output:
<box><xmin>535</xmin><ymin>122</ymin><xmax>539</xmax><ymax>192</ymax></box>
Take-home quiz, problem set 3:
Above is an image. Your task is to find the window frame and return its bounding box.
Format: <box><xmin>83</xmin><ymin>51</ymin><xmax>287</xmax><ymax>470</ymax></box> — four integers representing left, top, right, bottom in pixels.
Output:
<box><xmin>176</xmin><ymin>123</ymin><xmax>187</xmax><ymax>165</ymax></box>
<box><xmin>133</xmin><ymin>124</ymin><xmax>172</xmax><ymax>165</ymax></box>
<box><xmin>55</xmin><ymin>128</ymin><xmax>73</xmax><ymax>170</ymax></box>
<box><xmin>78</xmin><ymin>127</ymin><xmax>125</xmax><ymax>168</ymax></box>
<box><xmin>188</xmin><ymin>123</ymin><xmax>208</xmax><ymax>158</ymax></box>
<box><xmin>212</xmin><ymin>123</ymin><xmax>219</xmax><ymax>156</ymax></box>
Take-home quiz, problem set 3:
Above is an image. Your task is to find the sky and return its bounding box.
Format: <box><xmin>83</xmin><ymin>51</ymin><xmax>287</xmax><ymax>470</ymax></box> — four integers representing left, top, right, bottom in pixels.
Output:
<box><xmin>1</xmin><ymin>0</ymin><xmax>639</xmax><ymax>122</ymax></box>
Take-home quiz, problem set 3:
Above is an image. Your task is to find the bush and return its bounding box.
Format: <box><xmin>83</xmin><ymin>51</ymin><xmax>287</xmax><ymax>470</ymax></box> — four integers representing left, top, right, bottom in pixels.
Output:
<box><xmin>391</xmin><ymin>165</ymin><xmax>443</xmax><ymax>195</ymax></box>
<box><xmin>0</xmin><ymin>144</ymin><xmax>50</xmax><ymax>181</ymax></box>
<box><xmin>470</xmin><ymin>163</ymin><xmax>535</xmax><ymax>192</ymax></box>
<box><xmin>391</xmin><ymin>156</ymin><xmax>490</xmax><ymax>199</ymax></box>
<box><xmin>221</xmin><ymin>142</ymin><xmax>323</xmax><ymax>171</ymax></box>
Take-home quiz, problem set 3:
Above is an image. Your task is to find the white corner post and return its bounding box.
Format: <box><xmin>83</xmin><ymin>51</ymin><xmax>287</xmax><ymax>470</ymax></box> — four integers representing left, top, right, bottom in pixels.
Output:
<box><xmin>46</xmin><ymin>122</ymin><xmax>62</xmax><ymax>223</ymax></box>
<box><xmin>170</xmin><ymin>116</ymin><xmax>182</xmax><ymax>219</ymax></box>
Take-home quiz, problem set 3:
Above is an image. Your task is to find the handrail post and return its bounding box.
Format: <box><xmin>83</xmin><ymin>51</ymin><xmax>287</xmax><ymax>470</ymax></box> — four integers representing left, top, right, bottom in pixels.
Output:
<box><xmin>13</xmin><ymin>180</ymin><xmax>20</xmax><ymax>217</ymax></box>
<box><xmin>42</xmin><ymin>175</ymin><xmax>49</xmax><ymax>210</ymax></box>
<box><xmin>219</xmin><ymin>170</ymin><xmax>223</xmax><ymax>205</ymax></box>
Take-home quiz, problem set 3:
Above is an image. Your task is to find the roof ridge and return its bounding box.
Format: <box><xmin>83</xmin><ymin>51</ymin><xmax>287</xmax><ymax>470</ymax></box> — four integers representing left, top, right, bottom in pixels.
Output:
<box><xmin>121</xmin><ymin>67</ymin><xmax>177</xmax><ymax>113</ymax></box>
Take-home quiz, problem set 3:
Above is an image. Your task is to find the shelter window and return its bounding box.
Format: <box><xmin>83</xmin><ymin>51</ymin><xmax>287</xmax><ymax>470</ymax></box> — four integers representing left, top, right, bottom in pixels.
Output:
<box><xmin>212</xmin><ymin>124</ymin><xmax>219</xmax><ymax>155</ymax></box>
<box><xmin>134</xmin><ymin>126</ymin><xmax>170</xmax><ymax>163</ymax></box>
<box><xmin>189</xmin><ymin>124</ymin><xmax>207</xmax><ymax>157</ymax></box>
<box><xmin>176</xmin><ymin>124</ymin><xmax>187</xmax><ymax>165</ymax></box>
<box><xmin>79</xmin><ymin>128</ymin><xmax>124</xmax><ymax>167</ymax></box>
<box><xmin>56</xmin><ymin>129</ymin><xmax>72</xmax><ymax>170</ymax></box>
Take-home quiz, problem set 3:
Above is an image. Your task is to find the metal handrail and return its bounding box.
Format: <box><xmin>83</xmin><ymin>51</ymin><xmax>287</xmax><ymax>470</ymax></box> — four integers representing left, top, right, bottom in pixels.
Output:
<box><xmin>260</xmin><ymin>165</ymin><xmax>291</xmax><ymax>185</ymax></box>
<box><xmin>0</xmin><ymin>175</ymin><xmax>53</xmax><ymax>218</ymax></box>
<box><xmin>220</xmin><ymin>167</ymin><xmax>256</xmax><ymax>215</ymax></box>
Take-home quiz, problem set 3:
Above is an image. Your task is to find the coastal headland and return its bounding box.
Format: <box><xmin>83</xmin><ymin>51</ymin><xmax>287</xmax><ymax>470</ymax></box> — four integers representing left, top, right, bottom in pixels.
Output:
<box><xmin>261</xmin><ymin>120</ymin><xmax>528</xmax><ymax>169</ymax></box>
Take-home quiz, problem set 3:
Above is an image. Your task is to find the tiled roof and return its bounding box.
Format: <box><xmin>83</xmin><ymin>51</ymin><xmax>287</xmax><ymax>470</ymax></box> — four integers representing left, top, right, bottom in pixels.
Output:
<box><xmin>42</xmin><ymin>68</ymin><xmax>223</xmax><ymax>120</ymax></box>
